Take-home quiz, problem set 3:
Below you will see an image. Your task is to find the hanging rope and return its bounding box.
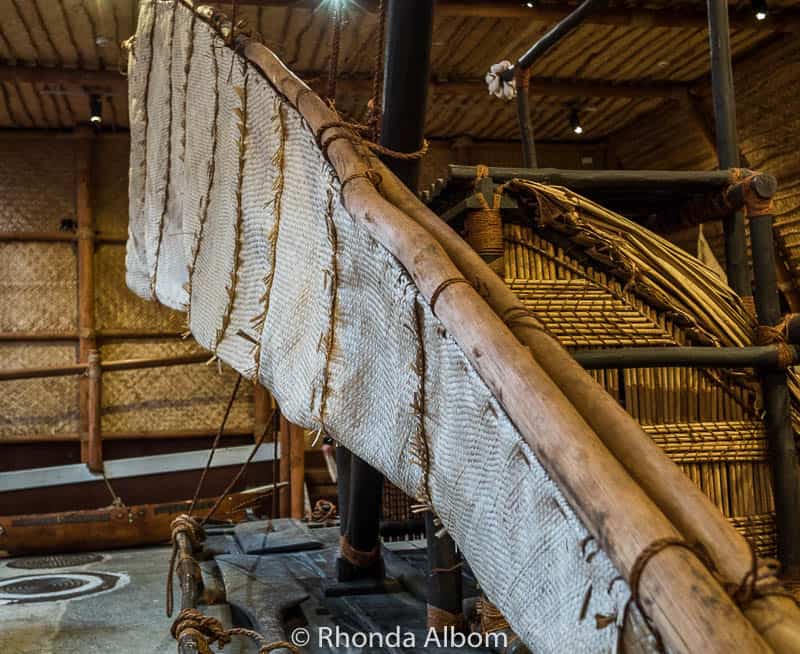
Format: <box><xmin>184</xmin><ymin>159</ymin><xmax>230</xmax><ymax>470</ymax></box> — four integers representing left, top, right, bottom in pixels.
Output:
<box><xmin>326</xmin><ymin>3</ymin><xmax>342</xmax><ymax>102</ymax></box>
<box><xmin>199</xmin><ymin>426</ymin><xmax>270</xmax><ymax>527</ymax></box>
<box><xmin>188</xmin><ymin>374</ymin><xmax>243</xmax><ymax>515</ymax></box>
<box><xmin>367</xmin><ymin>0</ymin><xmax>387</xmax><ymax>140</ymax></box>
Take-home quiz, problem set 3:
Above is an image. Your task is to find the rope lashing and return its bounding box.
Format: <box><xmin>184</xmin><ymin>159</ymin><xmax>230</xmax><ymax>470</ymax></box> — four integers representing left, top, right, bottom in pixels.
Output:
<box><xmin>429</xmin><ymin>277</ymin><xmax>472</xmax><ymax>317</ymax></box>
<box><xmin>166</xmin><ymin>514</ymin><xmax>205</xmax><ymax>617</ymax></box>
<box><xmin>171</xmin><ymin>608</ymin><xmax>300</xmax><ymax>654</ymax></box>
<box><xmin>625</xmin><ymin>537</ymin><xmax>798</xmax><ymax>652</ymax></box>
<box><xmin>754</xmin><ymin>313</ymin><xmax>798</xmax><ymax>369</ymax></box>
<box><xmin>339</xmin><ymin>534</ymin><xmax>381</xmax><ymax>568</ymax></box>
<box><xmin>339</xmin><ymin>169</ymin><xmax>384</xmax><ymax>196</ymax></box>
<box><xmin>427</xmin><ymin>604</ymin><xmax>464</xmax><ymax>631</ymax></box>
<box><xmin>485</xmin><ymin>60</ymin><xmax>517</xmax><ymax>100</ymax></box>
<box><xmin>315</xmin><ymin>119</ymin><xmax>429</xmax><ymax>163</ymax></box>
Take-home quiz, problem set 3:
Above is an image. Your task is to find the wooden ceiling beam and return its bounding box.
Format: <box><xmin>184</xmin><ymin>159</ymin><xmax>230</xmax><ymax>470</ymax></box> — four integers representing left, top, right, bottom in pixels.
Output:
<box><xmin>232</xmin><ymin>1</ymin><xmax>800</xmax><ymax>32</ymax></box>
<box><xmin>0</xmin><ymin>65</ymin><xmax>682</xmax><ymax>105</ymax></box>
<box><xmin>312</xmin><ymin>74</ymin><xmax>685</xmax><ymax>99</ymax></box>
<box><xmin>0</xmin><ymin>65</ymin><xmax>126</xmax><ymax>95</ymax></box>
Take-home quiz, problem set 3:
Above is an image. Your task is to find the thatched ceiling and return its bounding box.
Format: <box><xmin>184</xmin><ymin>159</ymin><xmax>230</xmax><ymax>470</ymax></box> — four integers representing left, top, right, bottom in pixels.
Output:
<box><xmin>0</xmin><ymin>0</ymin><xmax>797</xmax><ymax>140</ymax></box>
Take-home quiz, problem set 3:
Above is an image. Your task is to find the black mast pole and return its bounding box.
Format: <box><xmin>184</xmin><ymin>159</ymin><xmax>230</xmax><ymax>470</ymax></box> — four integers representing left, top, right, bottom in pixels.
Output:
<box><xmin>336</xmin><ymin>0</ymin><xmax>438</xmax><ymax>588</ymax></box>
<box><xmin>751</xmin><ymin>210</ymin><xmax>800</xmax><ymax>575</ymax></box>
<box><xmin>380</xmin><ymin>0</ymin><xmax>463</xmax><ymax>630</ymax></box>
<box><xmin>706</xmin><ymin>0</ymin><xmax>748</xmax><ymax>297</ymax></box>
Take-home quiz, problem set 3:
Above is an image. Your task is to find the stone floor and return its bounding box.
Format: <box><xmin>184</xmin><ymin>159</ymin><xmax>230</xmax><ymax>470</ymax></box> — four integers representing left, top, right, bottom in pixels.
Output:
<box><xmin>0</xmin><ymin>520</ymin><xmax>492</xmax><ymax>654</ymax></box>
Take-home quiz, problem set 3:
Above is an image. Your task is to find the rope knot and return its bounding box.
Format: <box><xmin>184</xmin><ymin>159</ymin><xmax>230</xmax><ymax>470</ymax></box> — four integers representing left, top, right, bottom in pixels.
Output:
<box><xmin>754</xmin><ymin>319</ymin><xmax>795</xmax><ymax>369</ymax></box>
<box><xmin>171</xmin><ymin>514</ymin><xmax>205</xmax><ymax>548</ymax></box>
<box><xmin>171</xmin><ymin>608</ymin><xmax>231</xmax><ymax>653</ymax></box>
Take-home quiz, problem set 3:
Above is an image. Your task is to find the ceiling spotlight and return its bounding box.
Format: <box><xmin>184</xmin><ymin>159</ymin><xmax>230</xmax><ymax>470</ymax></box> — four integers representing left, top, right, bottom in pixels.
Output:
<box><xmin>751</xmin><ymin>0</ymin><xmax>768</xmax><ymax>21</ymax></box>
<box><xmin>570</xmin><ymin>108</ymin><xmax>583</xmax><ymax>135</ymax></box>
<box><xmin>89</xmin><ymin>94</ymin><xmax>102</xmax><ymax>125</ymax></box>
<box><xmin>525</xmin><ymin>1</ymin><xmax>535</xmax><ymax>7</ymax></box>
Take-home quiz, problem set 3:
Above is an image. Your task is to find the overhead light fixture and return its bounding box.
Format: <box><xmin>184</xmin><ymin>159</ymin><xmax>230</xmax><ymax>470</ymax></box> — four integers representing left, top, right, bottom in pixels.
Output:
<box><xmin>570</xmin><ymin>108</ymin><xmax>583</xmax><ymax>135</ymax></box>
<box><xmin>89</xmin><ymin>94</ymin><xmax>102</xmax><ymax>125</ymax></box>
<box><xmin>751</xmin><ymin>0</ymin><xmax>768</xmax><ymax>21</ymax></box>
<box><xmin>525</xmin><ymin>1</ymin><xmax>535</xmax><ymax>7</ymax></box>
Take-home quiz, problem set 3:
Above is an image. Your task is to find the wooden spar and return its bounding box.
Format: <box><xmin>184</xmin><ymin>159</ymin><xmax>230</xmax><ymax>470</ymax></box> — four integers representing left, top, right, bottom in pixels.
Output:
<box><xmin>240</xmin><ymin>37</ymin><xmax>770</xmax><ymax>654</ymax></box>
<box><xmin>289</xmin><ymin>422</ymin><xmax>305</xmax><ymax>519</ymax></box>
<box><xmin>174</xmin><ymin>529</ymin><xmax>203</xmax><ymax>613</ymax></box>
<box><xmin>374</xmin><ymin>161</ymin><xmax>800</xmax><ymax>651</ymax></box>
<box><xmin>0</xmin><ymin>353</ymin><xmax>211</xmax><ymax>381</ymax></box>
<box><xmin>86</xmin><ymin>350</ymin><xmax>103</xmax><ymax>473</ymax></box>
<box><xmin>448</xmin><ymin>164</ymin><xmax>733</xmax><ymax>190</ymax></box>
<box><xmin>76</xmin><ymin>131</ymin><xmax>96</xmax><ymax>468</ymax></box>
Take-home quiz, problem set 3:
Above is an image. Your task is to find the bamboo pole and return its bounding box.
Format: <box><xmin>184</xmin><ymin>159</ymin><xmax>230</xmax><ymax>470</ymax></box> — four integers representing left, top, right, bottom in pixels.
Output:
<box><xmin>0</xmin><ymin>429</ymin><xmax>254</xmax><ymax>443</ymax></box>
<box><xmin>0</xmin><ymin>329</ymin><xmax>184</xmax><ymax>341</ymax></box>
<box><xmin>374</xmin><ymin>160</ymin><xmax>800</xmax><ymax>650</ymax></box>
<box><xmin>76</xmin><ymin>131</ymin><xmax>96</xmax><ymax>468</ymax></box>
<box><xmin>0</xmin><ymin>353</ymin><xmax>211</xmax><ymax>381</ymax></box>
<box><xmin>239</xmin><ymin>36</ymin><xmax>770</xmax><ymax>653</ymax></box>
<box><xmin>86</xmin><ymin>349</ymin><xmax>103</xmax><ymax>472</ymax></box>
<box><xmin>0</xmin><ymin>231</ymin><xmax>126</xmax><ymax>244</ymax></box>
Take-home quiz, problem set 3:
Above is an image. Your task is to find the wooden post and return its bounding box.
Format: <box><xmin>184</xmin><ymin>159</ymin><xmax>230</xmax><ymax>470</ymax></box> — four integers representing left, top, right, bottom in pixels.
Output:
<box><xmin>279</xmin><ymin>414</ymin><xmax>291</xmax><ymax>517</ymax></box>
<box><xmin>425</xmin><ymin>512</ymin><xmax>463</xmax><ymax>632</ymax></box>
<box><xmin>76</xmin><ymin>129</ymin><xmax>97</xmax><ymax>468</ymax></box>
<box><xmin>289</xmin><ymin>422</ymin><xmax>305</xmax><ymax>519</ymax></box>
<box><xmin>253</xmin><ymin>384</ymin><xmax>270</xmax><ymax>441</ymax></box>
<box><xmin>86</xmin><ymin>350</ymin><xmax>103</xmax><ymax>472</ymax></box>
<box><xmin>750</xmin><ymin>211</ymin><xmax>800</xmax><ymax>575</ymax></box>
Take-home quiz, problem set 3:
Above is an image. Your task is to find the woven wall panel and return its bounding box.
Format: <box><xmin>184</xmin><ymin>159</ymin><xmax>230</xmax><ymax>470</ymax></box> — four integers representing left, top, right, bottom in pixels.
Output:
<box><xmin>94</xmin><ymin>243</ymin><xmax>186</xmax><ymax>331</ymax></box>
<box><xmin>0</xmin><ymin>242</ymin><xmax>77</xmax><ymax>331</ymax></box>
<box><xmin>0</xmin><ymin>343</ymin><xmax>80</xmax><ymax>439</ymax></box>
<box><xmin>92</xmin><ymin>138</ymin><xmax>131</xmax><ymax>235</ymax></box>
<box><xmin>99</xmin><ymin>340</ymin><xmax>252</xmax><ymax>433</ymax></box>
<box><xmin>0</xmin><ymin>139</ymin><xmax>75</xmax><ymax>231</ymax></box>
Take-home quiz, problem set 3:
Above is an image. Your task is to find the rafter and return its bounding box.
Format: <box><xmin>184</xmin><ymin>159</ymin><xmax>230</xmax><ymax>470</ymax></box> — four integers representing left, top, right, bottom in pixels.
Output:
<box><xmin>0</xmin><ymin>65</ymin><xmax>126</xmax><ymax>95</ymax></box>
<box><xmin>0</xmin><ymin>63</ymin><xmax>684</xmax><ymax>101</ymax></box>
<box><xmin>234</xmin><ymin>1</ymin><xmax>800</xmax><ymax>32</ymax></box>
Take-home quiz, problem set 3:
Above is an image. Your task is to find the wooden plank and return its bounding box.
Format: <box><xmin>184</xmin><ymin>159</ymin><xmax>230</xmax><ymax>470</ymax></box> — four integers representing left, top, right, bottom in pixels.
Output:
<box><xmin>0</xmin><ymin>444</ymin><xmax>281</xmax><ymax>493</ymax></box>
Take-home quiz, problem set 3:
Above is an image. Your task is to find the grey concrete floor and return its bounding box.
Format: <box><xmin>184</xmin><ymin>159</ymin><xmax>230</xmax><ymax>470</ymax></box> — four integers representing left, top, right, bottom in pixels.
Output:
<box><xmin>0</xmin><ymin>546</ymin><xmax>247</xmax><ymax>654</ymax></box>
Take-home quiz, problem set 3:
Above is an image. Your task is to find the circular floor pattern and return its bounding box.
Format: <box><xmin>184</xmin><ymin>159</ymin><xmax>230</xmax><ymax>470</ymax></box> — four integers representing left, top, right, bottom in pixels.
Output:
<box><xmin>7</xmin><ymin>553</ymin><xmax>104</xmax><ymax>569</ymax></box>
<box><xmin>0</xmin><ymin>572</ymin><xmax>120</xmax><ymax>604</ymax></box>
